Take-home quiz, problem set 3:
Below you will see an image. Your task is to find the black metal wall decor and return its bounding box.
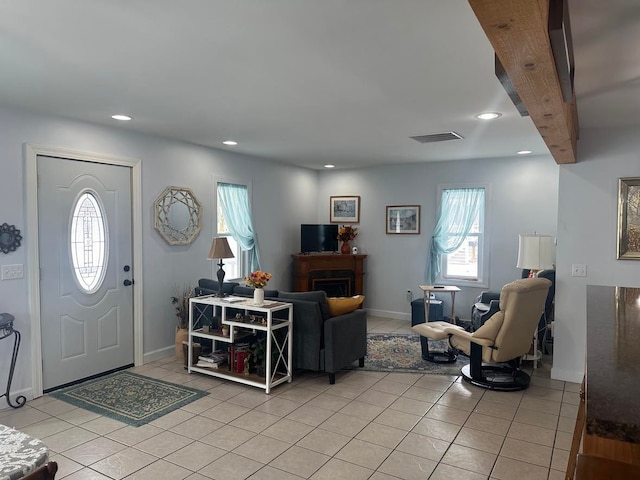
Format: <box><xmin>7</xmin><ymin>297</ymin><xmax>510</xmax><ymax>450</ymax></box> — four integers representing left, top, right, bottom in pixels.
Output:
<box><xmin>0</xmin><ymin>223</ymin><xmax>22</xmax><ymax>254</ymax></box>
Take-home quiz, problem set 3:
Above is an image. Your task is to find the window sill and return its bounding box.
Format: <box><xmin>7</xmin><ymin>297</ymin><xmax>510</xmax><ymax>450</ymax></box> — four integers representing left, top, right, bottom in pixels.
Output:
<box><xmin>439</xmin><ymin>279</ymin><xmax>488</xmax><ymax>289</ymax></box>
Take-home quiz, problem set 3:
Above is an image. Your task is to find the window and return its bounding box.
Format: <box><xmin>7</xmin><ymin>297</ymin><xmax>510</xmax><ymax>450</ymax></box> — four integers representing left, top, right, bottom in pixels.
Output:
<box><xmin>70</xmin><ymin>191</ymin><xmax>108</xmax><ymax>293</ymax></box>
<box><xmin>442</xmin><ymin>200</ymin><xmax>482</xmax><ymax>281</ymax></box>
<box><xmin>216</xmin><ymin>197</ymin><xmax>242</xmax><ymax>279</ymax></box>
<box><xmin>428</xmin><ymin>185</ymin><xmax>487</xmax><ymax>286</ymax></box>
<box><xmin>216</xmin><ymin>181</ymin><xmax>259</xmax><ymax>279</ymax></box>
<box><xmin>217</xmin><ymin>181</ymin><xmax>262</xmax><ymax>274</ymax></box>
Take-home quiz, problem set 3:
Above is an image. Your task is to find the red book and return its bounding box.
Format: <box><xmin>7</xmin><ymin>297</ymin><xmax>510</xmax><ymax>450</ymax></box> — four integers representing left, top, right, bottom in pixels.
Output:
<box><xmin>236</xmin><ymin>351</ymin><xmax>247</xmax><ymax>373</ymax></box>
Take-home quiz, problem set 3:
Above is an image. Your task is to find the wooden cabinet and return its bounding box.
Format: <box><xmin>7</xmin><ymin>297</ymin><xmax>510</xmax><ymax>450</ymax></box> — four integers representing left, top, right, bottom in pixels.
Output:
<box><xmin>575</xmin><ymin>454</ymin><xmax>640</xmax><ymax>479</ymax></box>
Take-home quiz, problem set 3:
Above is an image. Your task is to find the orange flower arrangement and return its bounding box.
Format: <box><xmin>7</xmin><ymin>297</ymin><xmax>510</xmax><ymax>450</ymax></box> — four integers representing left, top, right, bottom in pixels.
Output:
<box><xmin>244</xmin><ymin>270</ymin><xmax>272</xmax><ymax>289</ymax></box>
<box><xmin>337</xmin><ymin>225</ymin><xmax>358</xmax><ymax>242</ymax></box>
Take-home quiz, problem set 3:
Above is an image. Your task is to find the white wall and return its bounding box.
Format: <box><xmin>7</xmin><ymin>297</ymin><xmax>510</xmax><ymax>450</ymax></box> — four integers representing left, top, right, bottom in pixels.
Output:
<box><xmin>553</xmin><ymin>126</ymin><xmax>640</xmax><ymax>383</ymax></box>
<box><xmin>0</xmin><ymin>107</ymin><xmax>318</xmax><ymax>401</ymax></box>
<box><xmin>317</xmin><ymin>155</ymin><xmax>559</xmax><ymax>320</ymax></box>
<box><xmin>0</xmin><ymin>104</ymin><xmax>570</xmax><ymax>402</ymax></box>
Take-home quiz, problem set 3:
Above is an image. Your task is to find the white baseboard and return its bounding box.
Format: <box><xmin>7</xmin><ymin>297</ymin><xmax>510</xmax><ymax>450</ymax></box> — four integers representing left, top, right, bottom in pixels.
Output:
<box><xmin>0</xmin><ymin>386</ymin><xmax>33</xmax><ymax>409</ymax></box>
<box><xmin>550</xmin><ymin>366</ymin><xmax>584</xmax><ymax>384</ymax></box>
<box><xmin>365</xmin><ymin>308</ymin><xmax>471</xmax><ymax>324</ymax></box>
<box><xmin>365</xmin><ymin>308</ymin><xmax>410</xmax><ymax>321</ymax></box>
<box><xmin>143</xmin><ymin>345</ymin><xmax>174</xmax><ymax>364</ymax></box>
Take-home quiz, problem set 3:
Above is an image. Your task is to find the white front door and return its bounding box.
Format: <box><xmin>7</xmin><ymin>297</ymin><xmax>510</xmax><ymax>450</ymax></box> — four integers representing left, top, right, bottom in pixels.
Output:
<box><xmin>37</xmin><ymin>155</ymin><xmax>134</xmax><ymax>391</ymax></box>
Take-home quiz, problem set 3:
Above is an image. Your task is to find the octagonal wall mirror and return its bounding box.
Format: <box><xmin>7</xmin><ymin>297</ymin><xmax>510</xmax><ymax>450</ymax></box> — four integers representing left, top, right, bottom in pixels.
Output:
<box><xmin>154</xmin><ymin>186</ymin><xmax>202</xmax><ymax>245</ymax></box>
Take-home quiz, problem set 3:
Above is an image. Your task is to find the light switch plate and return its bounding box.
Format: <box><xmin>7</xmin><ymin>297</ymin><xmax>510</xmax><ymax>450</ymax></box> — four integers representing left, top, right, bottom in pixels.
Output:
<box><xmin>1</xmin><ymin>264</ymin><xmax>24</xmax><ymax>280</ymax></box>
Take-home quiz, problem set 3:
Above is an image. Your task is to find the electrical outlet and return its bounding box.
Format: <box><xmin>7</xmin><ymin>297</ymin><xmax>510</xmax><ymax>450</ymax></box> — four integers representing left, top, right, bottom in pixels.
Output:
<box><xmin>1</xmin><ymin>264</ymin><xmax>24</xmax><ymax>280</ymax></box>
<box><xmin>571</xmin><ymin>264</ymin><xmax>586</xmax><ymax>277</ymax></box>
<box><xmin>406</xmin><ymin>290</ymin><xmax>413</xmax><ymax>302</ymax></box>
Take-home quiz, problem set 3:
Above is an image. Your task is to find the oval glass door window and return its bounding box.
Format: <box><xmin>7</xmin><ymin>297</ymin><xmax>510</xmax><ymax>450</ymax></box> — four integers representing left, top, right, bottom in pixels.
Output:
<box><xmin>70</xmin><ymin>191</ymin><xmax>108</xmax><ymax>293</ymax></box>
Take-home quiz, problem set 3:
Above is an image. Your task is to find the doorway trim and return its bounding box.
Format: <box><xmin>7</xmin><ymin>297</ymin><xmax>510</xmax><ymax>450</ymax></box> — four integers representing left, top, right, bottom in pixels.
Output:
<box><xmin>24</xmin><ymin>143</ymin><xmax>144</xmax><ymax>398</ymax></box>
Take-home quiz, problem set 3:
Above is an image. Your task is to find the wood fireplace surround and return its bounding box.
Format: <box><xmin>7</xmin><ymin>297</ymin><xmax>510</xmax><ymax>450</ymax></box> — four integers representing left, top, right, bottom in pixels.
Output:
<box><xmin>291</xmin><ymin>254</ymin><xmax>367</xmax><ymax>296</ymax></box>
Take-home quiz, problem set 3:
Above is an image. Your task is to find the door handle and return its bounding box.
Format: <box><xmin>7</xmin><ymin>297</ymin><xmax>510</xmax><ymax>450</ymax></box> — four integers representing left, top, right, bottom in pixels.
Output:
<box><xmin>123</xmin><ymin>279</ymin><xmax>134</xmax><ymax>286</ymax></box>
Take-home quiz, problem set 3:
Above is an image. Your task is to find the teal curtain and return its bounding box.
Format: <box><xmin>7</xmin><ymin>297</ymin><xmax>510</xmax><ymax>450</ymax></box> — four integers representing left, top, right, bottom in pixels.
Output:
<box><xmin>427</xmin><ymin>188</ymin><xmax>484</xmax><ymax>284</ymax></box>
<box><xmin>217</xmin><ymin>183</ymin><xmax>261</xmax><ymax>271</ymax></box>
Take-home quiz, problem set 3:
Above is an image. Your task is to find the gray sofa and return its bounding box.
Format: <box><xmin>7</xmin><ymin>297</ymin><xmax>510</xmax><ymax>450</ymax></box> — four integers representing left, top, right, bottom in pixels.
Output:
<box><xmin>194</xmin><ymin>279</ymin><xmax>367</xmax><ymax>384</ymax></box>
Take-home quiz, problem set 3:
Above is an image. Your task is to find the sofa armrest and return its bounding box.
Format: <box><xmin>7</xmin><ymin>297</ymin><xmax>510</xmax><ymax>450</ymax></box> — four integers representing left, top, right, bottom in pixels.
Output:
<box><xmin>288</xmin><ymin>299</ymin><xmax>325</xmax><ymax>371</ymax></box>
<box><xmin>323</xmin><ymin>309</ymin><xmax>367</xmax><ymax>374</ymax></box>
<box><xmin>472</xmin><ymin>298</ymin><xmax>501</xmax><ymax>331</ymax></box>
<box><xmin>478</xmin><ymin>291</ymin><xmax>500</xmax><ymax>304</ymax></box>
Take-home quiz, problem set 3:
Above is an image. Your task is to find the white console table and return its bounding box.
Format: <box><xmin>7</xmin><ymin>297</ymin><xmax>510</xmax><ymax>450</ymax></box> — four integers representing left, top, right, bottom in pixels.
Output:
<box><xmin>188</xmin><ymin>296</ymin><xmax>293</xmax><ymax>394</ymax></box>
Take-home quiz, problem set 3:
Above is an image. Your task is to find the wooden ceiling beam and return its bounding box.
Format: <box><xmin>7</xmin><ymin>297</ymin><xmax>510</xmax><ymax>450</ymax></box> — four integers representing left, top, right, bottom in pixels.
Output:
<box><xmin>468</xmin><ymin>0</ymin><xmax>578</xmax><ymax>164</ymax></box>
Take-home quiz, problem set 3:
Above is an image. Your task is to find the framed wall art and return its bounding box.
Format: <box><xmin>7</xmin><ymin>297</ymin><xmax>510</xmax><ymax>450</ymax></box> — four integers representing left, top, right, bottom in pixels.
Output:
<box><xmin>330</xmin><ymin>196</ymin><xmax>360</xmax><ymax>223</ymax></box>
<box><xmin>386</xmin><ymin>205</ymin><xmax>420</xmax><ymax>234</ymax></box>
<box><xmin>617</xmin><ymin>177</ymin><xmax>640</xmax><ymax>259</ymax></box>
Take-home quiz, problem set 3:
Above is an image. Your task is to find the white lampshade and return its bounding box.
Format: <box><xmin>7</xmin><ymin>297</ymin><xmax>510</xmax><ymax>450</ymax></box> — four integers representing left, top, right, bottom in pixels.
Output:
<box><xmin>516</xmin><ymin>234</ymin><xmax>555</xmax><ymax>270</ymax></box>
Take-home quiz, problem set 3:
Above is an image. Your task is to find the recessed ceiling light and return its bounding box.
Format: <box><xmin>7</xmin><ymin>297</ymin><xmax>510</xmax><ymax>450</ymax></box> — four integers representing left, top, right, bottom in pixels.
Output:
<box><xmin>475</xmin><ymin>112</ymin><xmax>502</xmax><ymax>120</ymax></box>
<box><xmin>222</xmin><ymin>140</ymin><xmax>238</xmax><ymax>146</ymax></box>
<box><xmin>517</xmin><ymin>150</ymin><xmax>533</xmax><ymax>155</ymax></box>
<box><xmin>324</xmin><ymin>164</ymin><xmax>335</xmax><ymax>169</ymax></box>
<box><xmin>111</xmin><ymin>114</ymin><xmax>132</xmax><ymax>121</ymax></box>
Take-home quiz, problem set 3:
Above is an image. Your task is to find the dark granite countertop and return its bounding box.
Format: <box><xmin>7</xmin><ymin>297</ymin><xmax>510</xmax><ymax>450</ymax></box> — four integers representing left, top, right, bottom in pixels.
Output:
<box><xmin>586</xmin><ymin>285</ymin><xmax>640</xmax><ymax>444</ymax></box>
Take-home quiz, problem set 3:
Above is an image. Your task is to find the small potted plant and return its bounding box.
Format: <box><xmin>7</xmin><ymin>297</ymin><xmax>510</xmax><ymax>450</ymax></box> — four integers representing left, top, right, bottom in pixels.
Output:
<box><xmin>201</xmin><ymin>317</ymin><xmax>212</xmax><ymax>333</ymax></box>
<box><xmin>251</xmin><ymin>337</ymin><xmax>266</xmax><ymax>377</ymax></box>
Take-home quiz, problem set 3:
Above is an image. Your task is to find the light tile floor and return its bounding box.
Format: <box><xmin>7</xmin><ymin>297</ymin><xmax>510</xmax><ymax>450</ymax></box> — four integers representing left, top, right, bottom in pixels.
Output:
<box><xmin>1</xmin><ymin>316</ymin><xmax>575</xmax><ymax>480</ymax></box>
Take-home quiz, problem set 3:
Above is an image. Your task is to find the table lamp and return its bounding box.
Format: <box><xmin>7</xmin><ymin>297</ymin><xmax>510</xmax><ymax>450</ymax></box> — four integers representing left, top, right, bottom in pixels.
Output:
<box><xmin>516</xmin><ymin>233</ymin><xmax>555</xmax><ymax>277</ymax></box>
<box><xmin>207</xmin><ymin>237</ymin><xmax>235</xmax><ymax>297</ymax></box>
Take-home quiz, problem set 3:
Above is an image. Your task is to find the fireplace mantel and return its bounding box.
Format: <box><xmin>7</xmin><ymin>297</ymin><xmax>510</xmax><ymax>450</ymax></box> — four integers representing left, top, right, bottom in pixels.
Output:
<box><xmin>291</xmin><ymin>254</ymin><xmax>367</xmax><ymax>296</ymax></box>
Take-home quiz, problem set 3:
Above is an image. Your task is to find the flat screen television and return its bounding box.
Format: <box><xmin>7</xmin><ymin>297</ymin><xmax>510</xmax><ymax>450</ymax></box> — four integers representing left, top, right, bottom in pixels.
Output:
<box><xmin>300</xmin><ymin>224</ymin><xmax>338</xmax><ymax>253</ymax></box>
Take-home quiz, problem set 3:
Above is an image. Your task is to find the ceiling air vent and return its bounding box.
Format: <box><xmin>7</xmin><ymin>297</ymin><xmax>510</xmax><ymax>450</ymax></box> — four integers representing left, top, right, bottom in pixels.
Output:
<box><xmin>410</xmin><ymin>131</ymin><xmax>464</xmax><ymax>143</ymax></box>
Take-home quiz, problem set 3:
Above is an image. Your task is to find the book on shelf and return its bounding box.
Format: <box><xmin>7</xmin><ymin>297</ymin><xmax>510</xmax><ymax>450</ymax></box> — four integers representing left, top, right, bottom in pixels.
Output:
<box><xmin>195</xmin><ymin>361</ymin><xmax>225</xmax><ymax>369</ymax></box>
<box><xmin>199</xmin><ymin>351</ymin><xmax>228</xmax><ymax>364</ymax></box>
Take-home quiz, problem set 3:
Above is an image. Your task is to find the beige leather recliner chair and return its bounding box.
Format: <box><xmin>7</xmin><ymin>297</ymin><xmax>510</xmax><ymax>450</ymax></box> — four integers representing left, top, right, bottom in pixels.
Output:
<box><xmin>412</xmin><ymin>277</ymin><xmax>551</xmax><ymax>391</ymax></box>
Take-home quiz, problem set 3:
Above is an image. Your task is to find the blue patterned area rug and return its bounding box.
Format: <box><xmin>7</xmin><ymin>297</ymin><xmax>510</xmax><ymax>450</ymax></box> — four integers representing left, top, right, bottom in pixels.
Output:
<box><xmin>50</xmin><ymin>371</ymin><xmax>208</xmax><ymax>427</ymax></box>
<box><xmin>363</xmin><ymin>334</ymin><xmax>468</xmax><ymax>375</ymax></box>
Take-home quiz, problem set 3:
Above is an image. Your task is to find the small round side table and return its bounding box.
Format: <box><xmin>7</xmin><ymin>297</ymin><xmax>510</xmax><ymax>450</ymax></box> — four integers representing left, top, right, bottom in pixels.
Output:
<box><xmin>0</xmin><ymin>312</ymin><xmax>26</xmax><ymax>408</ymax></box>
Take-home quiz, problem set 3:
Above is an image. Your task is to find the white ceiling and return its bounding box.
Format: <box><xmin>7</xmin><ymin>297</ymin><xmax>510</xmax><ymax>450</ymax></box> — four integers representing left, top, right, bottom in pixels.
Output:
<box><xmin>0</xmin><ymin>1</ymin><xmax>638</xmax><ymax>169</ymax></box>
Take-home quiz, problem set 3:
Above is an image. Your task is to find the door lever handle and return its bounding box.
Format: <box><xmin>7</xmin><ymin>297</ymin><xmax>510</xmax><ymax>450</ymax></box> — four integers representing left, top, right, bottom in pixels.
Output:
<box><xmin>123</xmin><ymin>279</ymin><xmax>134</xmax><ymax>286</ymax></box>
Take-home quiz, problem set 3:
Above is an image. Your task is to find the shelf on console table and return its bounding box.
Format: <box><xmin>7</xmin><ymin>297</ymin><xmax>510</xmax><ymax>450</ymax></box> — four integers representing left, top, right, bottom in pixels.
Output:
<box><xmin>187</xmin><ymin>295</ymin><xmax>293</xmax><ymax>394</ymax></box>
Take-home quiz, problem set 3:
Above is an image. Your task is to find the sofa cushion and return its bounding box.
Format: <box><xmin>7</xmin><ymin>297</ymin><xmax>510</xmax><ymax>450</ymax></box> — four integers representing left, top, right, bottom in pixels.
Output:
<box><xmin>278</xmin><ymin>290</ymin><xmax>330</xmax><ymax>321</ymax></box>
<box><xmin>233</xmin><ymin>286</ymin><xmax>279</xmax><ymax>298</ymax></box>
<box><xmin>327</xmin><ymin>295</ymin><xmax>365</xmax><ymax>317</ymax></box>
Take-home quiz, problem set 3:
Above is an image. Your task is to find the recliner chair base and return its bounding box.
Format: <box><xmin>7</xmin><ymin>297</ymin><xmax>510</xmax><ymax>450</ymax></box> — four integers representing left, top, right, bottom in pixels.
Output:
<box><xmin>423</xmin><ymin>350</ymin><xmax>457</xmax><ymax>364</ymax></box>
<box><xmin>461</xmin><ymin>364</ymin><xmax>531</xmax><ymax>391</ymax></box>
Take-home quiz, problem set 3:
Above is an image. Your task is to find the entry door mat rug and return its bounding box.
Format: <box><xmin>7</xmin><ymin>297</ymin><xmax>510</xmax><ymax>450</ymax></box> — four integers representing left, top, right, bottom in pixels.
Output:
<box><xmin>50</xmin><ymin>371</ymin><xmax>208</xmax><ymax>427</ymax></box>
<box><xmin>362</xmin><ymin>334</ymin><xmax>468</xmax><ymax>375</ymax></box>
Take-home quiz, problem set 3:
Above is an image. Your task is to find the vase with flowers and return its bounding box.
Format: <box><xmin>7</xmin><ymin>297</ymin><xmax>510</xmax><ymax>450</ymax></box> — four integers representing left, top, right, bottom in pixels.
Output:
<box><xmin>244</xmin><ymin>270</ymin><xmax>273</xmax><ymax>305</ymax></box>
<box><xmin>337</xmin><ymin>225</ymin><xmax>358</xmax><ymax>254</ymax></box>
